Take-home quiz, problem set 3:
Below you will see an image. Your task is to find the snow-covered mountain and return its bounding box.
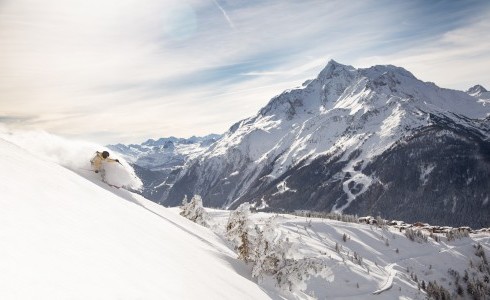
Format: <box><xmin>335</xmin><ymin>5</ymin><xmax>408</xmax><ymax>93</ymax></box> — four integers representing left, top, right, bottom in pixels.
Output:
<box><xmin>108</xmin><ymin>135</ymin><xmax>221</xmax><ymax>170</ymax></box>
<box><xmin>2</xmin><ymin>134</ymin><xmax>489</xmax><ymax>299</ymax></box>
<box><xmin>164</xmin><ymin>60</ymin><xmax>490</xmax><ymax>228</ymax></box>
<box><xmin>108</xmin><ymin>134</ymin><xmax>221</xmax><ymax>201</ymax></box>
<box><xmin>467</xmin><ymin>84</ymin><xmax>490</xmax><ymax>100</ymax></box>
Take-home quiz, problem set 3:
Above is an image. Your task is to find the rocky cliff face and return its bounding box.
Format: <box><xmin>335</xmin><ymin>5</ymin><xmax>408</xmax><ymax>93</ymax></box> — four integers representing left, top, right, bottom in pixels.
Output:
<box><xmin>162</xmin><ymin>60</ymin><xmax>490</xmax><ymax>227</ymax></box>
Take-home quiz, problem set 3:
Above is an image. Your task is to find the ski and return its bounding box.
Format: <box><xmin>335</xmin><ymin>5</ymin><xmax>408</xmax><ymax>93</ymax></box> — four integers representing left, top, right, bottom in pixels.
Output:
<box><xmin>101</xmin><ymin>180</ymin><xmax>121</xmax><ymax>189</ymax></box>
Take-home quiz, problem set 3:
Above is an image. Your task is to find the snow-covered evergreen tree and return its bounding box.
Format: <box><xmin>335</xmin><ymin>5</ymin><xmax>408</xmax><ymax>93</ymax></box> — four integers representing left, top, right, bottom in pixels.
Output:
<box><xmin>252</xmin><ymin>217</ymin><xmax>292</xmax><ymax>281</ymax></box>
<box><xmin>226</xmin><ymin>203</ymin><xmax>256</xmax><ymax>262</ymax></box>
<box><xmin>275</xmin><ymin>258</ymin><xmax>330</xmax><ymax>292</ymax></box>
<box><xmin>225</xmin><ymin>204</ymin><xmax>331</xmax><ymax>293</ymax></box>
<box><xmin>180</xmin><ymin>195</ymin><xmax>210</xmax><ymax>227</ymax></box>
<box><xmin>405</xmin><ymin>228</ymin><xmax>428</xmax><ymax>243</ymax></box>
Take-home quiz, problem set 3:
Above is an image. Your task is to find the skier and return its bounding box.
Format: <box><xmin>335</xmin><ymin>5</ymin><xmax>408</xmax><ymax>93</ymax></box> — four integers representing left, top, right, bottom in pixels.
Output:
<box><xmin>90</xmin><ymin>151</ymin><xmax>120</xmax><ymax>182</ymax></box>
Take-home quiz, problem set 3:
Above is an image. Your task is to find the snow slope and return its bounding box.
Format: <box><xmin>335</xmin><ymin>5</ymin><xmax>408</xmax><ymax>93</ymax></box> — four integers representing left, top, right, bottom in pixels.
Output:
<box><xmin>0</xmin><ymin>137</ymin><xmax>274</xmax><ymax>299</ymax></box>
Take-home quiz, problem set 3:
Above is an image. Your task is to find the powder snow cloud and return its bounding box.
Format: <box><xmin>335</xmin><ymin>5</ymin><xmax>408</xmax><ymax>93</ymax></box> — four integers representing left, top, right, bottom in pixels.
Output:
<box><xmin>0</xmin><ymin>127</ymin><xmax>142</xmax><ymax>190</ymax></box>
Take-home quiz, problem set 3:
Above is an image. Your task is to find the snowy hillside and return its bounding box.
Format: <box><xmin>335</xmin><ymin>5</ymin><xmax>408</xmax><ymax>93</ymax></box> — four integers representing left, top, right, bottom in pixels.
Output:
<box><xmin>164</xmin><ymin>60</ymin><xmax>490</xmax><ymax>228</ymax></box>
<box><xmin>2</xmin><ymin>133</ymin><xmax>489</xmax><ymax>300</ymax></box>
<box><xmin>196</xmin><ymin>207</ymin><xmax>490</xmax><ymax>299</ymax></box>
<box><xmin>0</xmin><ymin>136</ymin><xmax>272</xmax><ymax>299</ymax></box>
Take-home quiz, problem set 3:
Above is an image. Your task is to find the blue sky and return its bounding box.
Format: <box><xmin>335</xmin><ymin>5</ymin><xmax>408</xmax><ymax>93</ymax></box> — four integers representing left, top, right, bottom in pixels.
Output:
<box><xmin>1</xmin><ymin>0</ymin><xmax>489</xmax><ymax>144</ymax></box>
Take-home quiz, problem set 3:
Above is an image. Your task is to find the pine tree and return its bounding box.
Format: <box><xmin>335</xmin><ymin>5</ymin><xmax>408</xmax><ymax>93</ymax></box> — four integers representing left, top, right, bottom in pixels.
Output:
<box><xmin>180</xmin><ymin>194</ymin><xmax>210</xmax><ymax>227</ymax></box>
<box><xmin>226</xmin><ymin>203</ymin><xmax>256</xmax><ymax>262</ymax></box>
<box><xmin>252</xmin><ymin>217</ymin><xmax>292</xmax><ymax>281</ymax></box>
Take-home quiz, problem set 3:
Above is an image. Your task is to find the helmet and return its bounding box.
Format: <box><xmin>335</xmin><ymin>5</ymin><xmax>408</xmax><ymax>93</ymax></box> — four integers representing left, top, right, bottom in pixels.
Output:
<box><xmin>102</xmin><ymin>151</ymin><xmax>110</xmax><ymax>158</ymax></box>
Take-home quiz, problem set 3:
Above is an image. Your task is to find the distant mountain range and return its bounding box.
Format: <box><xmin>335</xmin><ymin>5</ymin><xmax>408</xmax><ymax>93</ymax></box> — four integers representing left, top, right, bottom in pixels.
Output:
<box><xmin>108</xmin><ymin>135</ymin><xmax>221</xmax><ymax>200</ymax></box>
<box><xmin>111</xmin><ymin>60</ymin><xmax>490</xmax><ymax>228</ymax></box>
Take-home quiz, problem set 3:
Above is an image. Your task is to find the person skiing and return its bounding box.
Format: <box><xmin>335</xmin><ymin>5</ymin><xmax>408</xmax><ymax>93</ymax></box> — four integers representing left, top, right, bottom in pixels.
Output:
<box><xmin>90</xmin><ymin>151</ymin><xmax>120</xmax><ymax>181</ymax></box>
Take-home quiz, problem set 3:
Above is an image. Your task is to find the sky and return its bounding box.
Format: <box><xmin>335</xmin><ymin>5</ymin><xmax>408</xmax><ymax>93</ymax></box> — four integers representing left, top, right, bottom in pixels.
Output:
<box><xmin>1</xmin><ymin>0</ymin><xmax>489</xmax><ymax>144</ymax></box>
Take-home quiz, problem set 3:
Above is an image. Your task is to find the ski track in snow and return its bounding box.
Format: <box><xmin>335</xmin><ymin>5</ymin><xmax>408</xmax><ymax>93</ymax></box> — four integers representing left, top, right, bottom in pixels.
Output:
<box><xmin>372</xmin><ymin>263</ymin><xmax>395</xmax><ymax>295</ymax></box>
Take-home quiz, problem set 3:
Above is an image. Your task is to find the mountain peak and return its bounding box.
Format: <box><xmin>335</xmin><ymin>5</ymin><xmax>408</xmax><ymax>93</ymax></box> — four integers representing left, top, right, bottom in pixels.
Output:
<box><xmin>316</xmin><ymin>60</ymin><xmax>418</xmax><ymax>88</ymax></box>
<box><xmin>360</xmin><ymin>64</ymin><xmax>417</xmax><ymax>81</ymax></box>
<box><xmin>467</xmin><ymin>84</ymin><xmax>488</xmax><ymax>96</ymax></box>
<box><xmin>325</xmin><ymin>59</ymin><xmax>344</xmax><ymax>67</ymax></box>
<box><xmin>317</xmin><ymin>59</ymin><xmax>356</xmax><ymax>80</ymax></box>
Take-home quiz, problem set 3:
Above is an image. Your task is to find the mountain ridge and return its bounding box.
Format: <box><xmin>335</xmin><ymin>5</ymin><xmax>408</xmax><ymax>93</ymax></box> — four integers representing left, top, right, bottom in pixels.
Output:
<box><xmin>107</xmin><ymin>134</ymin><xmax>222</xmax><ymax>201</ymax></box>
<box><xmin>162</xmin><ymin>60</ymin><xmax>490</xmax><ymax>227</ymax></box>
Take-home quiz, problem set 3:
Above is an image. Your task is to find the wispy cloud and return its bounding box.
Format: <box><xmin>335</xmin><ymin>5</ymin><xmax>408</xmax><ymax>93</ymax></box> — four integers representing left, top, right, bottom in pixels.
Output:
<box><xmin>1</xmin><ymin>0</ymin><xmax>489</xmax><ymax>143</ymax></box>
<box><xmin>355</xmin><ymin>12</ymin><xmax>490</xmax><ymax>89</ymax></box>
<box><xmin>212</xmin><ymin>0</ymin><xmax>235</xmax><ymax>29</ymax></box>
